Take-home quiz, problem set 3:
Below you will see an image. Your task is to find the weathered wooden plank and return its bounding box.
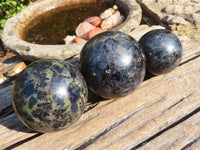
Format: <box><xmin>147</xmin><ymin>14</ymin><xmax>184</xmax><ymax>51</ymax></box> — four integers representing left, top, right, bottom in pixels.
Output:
<box><xmin>0</xmin><ymin>56</ymin><xmax>26</xmax><ymax>84</ymax></box>
<box><xmin>0</xmin><ymin>26</ymin><xmax>163</xmax><ymax>114</ymax></box>
<box><xmin>129</xmin><ymin>25</ymin><xmax>164</xmax><ymax>41</ymax></box>
<box><xmin>0</xmin><ymin>85</ymin><xmax>12</xmax><ymax>113</ymax></box>
<box><xmin>10</xmin><ymin>48</ymin><xmax>200</xmax><ymax>149</ymax></box>
<box><xmin>80</xmin><ymin>58</ymin><xmax>200</xmax><ymax>150</ymax></box>
<box><xmin>0</xmin><ymin>113</ymin><xmax>37</xmax><ymax>150</ymax></box>
<box><xmin>138</xmin><ymin>111</ymin><xmax>200</xmax><ymax>150</ymax></box>
<box><xmin>0</xmin><ymin>26</ymin><xmax>200</xmax><ymax>150</ymax></box>
<box><xmin>183</xmin><ymin>138</ymin><xmax>200</xmax><ymax>150</ymax></box>
<box><xmin>0</xmin><ymin>25</ymin><xmax>198</xmax><ymax>113</ymax></box>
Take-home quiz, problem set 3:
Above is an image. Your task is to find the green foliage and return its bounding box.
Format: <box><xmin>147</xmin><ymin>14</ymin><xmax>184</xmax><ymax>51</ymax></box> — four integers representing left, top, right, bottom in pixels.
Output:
<box><xmin>0</xmin><ymin>0</ymin><xmax>35</xmax><ymax>33</ymax></box>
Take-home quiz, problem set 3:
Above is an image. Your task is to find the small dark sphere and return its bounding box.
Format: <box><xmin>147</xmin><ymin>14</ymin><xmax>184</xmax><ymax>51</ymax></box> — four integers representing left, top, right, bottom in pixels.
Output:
<box><xmin>139</xmin><ymin>29</ymin><xmax>183</xmax><ymax>75</ymax></box>
<box><xmin>79</xmin><ymin>31</ymin><xmax>146</xmax><ymax>99</ymax></box>
<box><xmin>12</xmin><ymin>59</ymin><xmax>88</xmax><ymax>133</ymax></box>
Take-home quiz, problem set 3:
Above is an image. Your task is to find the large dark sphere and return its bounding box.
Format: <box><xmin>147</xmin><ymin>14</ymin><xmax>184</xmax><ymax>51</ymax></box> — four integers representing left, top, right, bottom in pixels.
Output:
<box><xmin>79</xmin><ymin>31</ymin><xmax>146</xmax><ymax>99</ymax></box>
<box><xmin>139</xmin><ymin>29</ymin><xmax>183</xmax><ymax>75</ymax></box>
<box><xmin>12</xmin><ymin>59</ymin><xmax>88</xmax><ymax>133</ymax></box>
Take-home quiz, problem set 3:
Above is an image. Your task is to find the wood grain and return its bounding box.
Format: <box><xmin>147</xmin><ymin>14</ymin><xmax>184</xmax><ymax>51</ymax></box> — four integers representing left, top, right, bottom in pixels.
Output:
<box><xmin>0</xmin><ymin>113</ymin><xmax>37</xmax><ymax>150</ymax></box>
<box><xmin>0</xmin><ymin>26</ymin><xmax>200</xmax><ymax>150</ymax></box>
<box><xmin>0</xmin><ymin>56</ymin><xmax>26</xmax><ymax>84</ymax></box>
<box><xmin>138</xmin><ymin>112</ymin><xmax>200</xmax><ymax>150</ymax></box>
<box><xmin>81</xmin><ymin>56</ymin><xmax>200</xmax><ymax>150</ymax></box>
<box><xmin>10</xmin><ymin>45</ymin><xmax>200</xmax><ymax>150</ymax></box>
<box><xmin>0</xmin><ymin>85</ymin><xmax>12</xmax><ymax>113</ymax></box>
<box><xmin>183</xmin><ymin>138</ymin><xmax>200</xmax><ymax>150</ymax></box>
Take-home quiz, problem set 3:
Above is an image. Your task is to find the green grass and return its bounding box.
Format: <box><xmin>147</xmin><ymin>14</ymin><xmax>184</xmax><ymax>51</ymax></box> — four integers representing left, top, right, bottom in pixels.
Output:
<box><xmin>0</xmin><ymin>0</ymin><xmax>35</xmax><ymax>33</ymax></box>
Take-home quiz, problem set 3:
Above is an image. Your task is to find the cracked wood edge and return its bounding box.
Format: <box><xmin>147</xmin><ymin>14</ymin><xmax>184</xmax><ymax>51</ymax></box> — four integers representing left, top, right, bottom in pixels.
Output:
<box><xmin>137</xmin><ymin>111</ymin><xmax>200</xmax><ymax>150</ymax></box>
<box><xmin>182</xmin><ymin>137</ymin><xmax>200</xmax><ymax>150</ymax></box>
<box><xmin>0</xmin><ymin>113</ymin><xmax>36</xmax><ymax>150</ymax></box>
<box><xmin>0</xmin><ymin>26</ymin><xmax>199</xmax><ymax>115</ymax></box>
<box><xmin>0</xmin><ymin>57</ymin><xmax>26</xmax><ymax>84</ymax></box>
<box><xmin>0</xmin><ymin>85</ymin><xmax>12</xmax><ymax>113</ymax></box>
<box><xmin>79</xmin><ymin>57</ymin><xmax>200</xmax><ymax>150</ymax></box>
<box><xmin>10</xmin><ymin>48</ymin><xmax>200</xmax><ymax>150</ymax></box>
<box><xmin>0</xmin><ymin>26</ymin><xmax>200</xmax><ymax>149</ymax></box>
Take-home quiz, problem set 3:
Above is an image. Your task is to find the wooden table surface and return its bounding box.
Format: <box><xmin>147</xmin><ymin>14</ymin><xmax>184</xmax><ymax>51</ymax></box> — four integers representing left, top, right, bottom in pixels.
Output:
<box><xmin>0</xmin><ymin>24</ymin><xmax>200</xmax><ymax>150</ymax></box>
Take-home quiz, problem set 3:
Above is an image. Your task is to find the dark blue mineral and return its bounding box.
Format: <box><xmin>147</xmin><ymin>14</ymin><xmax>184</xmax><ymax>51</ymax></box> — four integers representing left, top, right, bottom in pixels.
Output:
<box><xmin>79</xmin><ymin>31</ymin><xmax>146</xmax><ymax>99</ymax></box>
<box><xmin>12</xmin><ymin>59</ymin><xmax>88</xmax><ymax>133</ymax></box>
<box><xmin>139</xmin><ymin>29</ymin><xmax>183</xmax><ymax>75</ymax></box>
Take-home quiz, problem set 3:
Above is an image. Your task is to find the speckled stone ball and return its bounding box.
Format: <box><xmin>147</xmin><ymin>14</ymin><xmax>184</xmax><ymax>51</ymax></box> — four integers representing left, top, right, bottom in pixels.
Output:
<box><xmin>79</xmin><ymin>31</ymin><xmax>146</xmax><ymax>99</ymax></box>
<box><xmin>12</xmin><ymin>59</ymin><xmax>88</xmax><ymax>133</ymax></box>
<box><xmin>139</xmin><ymin>29</ymin><xmax>183</xmax><ymax>75</ymax></box>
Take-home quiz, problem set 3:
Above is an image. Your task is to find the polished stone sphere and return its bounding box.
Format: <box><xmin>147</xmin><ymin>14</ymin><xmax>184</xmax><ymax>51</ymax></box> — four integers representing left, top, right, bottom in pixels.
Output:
<box><xmin>12</xmin><ymin>59</ymin><xmax>88</xmax><ymax>133</ymax></box>
<box><xmin>79</xmin><ymin>31</ymin><xmax>146</xmax><ymax>99</ymax></box>
<box><xmin>139</xmin><ymin>29</ymin><xmax>183</xmax><ymax>75</ymax></box>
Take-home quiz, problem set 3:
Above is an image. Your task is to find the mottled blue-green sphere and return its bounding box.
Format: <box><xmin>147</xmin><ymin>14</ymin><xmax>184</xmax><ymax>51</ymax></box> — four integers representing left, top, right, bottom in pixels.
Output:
<box><xmin>139</xmin><ymin>29</ymin><xmax>183</xmax><ymax>75</ymax></box>
<box><xmin>12</xmin><ymin>59</ymin><xmax>88</xmax><ymax>133</ymax></box>
<box><xmin>79</xmin><ymin>31</ymin><xmax>146</xmax><ymax>99</ymax></box>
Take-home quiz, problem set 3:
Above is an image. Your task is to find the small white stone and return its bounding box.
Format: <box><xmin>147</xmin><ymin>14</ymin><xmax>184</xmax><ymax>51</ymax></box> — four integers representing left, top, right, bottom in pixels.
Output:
<box><xmin>100</xmin><ymin>8</ymin><xmax>115</xmax><ymax>19</ymax></box>
<box><xmin>64</xmin><ymin>35</ymin><xmax>76</xmax><ymax>44</ymax></box>
<box><xmin>113</xmin><ymin>5</ymin><xmax>118</xmax><ymax>10</ymax></box>
<box><xmin>101</xmin><ymin>11</ymin><xmax>124</xmax><ymax>31</ymax></box>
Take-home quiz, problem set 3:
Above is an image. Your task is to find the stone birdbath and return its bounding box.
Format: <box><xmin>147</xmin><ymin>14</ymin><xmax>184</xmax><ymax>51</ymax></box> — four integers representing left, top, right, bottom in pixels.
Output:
<box><xmin>2</xmin><ymin>0</ymin><xmax>142</xmax><ymax>61</ymax></box>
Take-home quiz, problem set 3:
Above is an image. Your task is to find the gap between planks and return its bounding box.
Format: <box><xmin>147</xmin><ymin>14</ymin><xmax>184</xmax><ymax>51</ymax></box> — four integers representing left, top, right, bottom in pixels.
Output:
<box><xmin>133</xmin><ymin>107</ymin><xmax>200</xmax><ymax>150</ymax></box>
<box><xmin>8</xmin><ymin>47</ymin><xmax>200</xmax><ymax>150</ymax></box>
<box><xmin>0</xmin><ymin>26</ymin><xmax>199</xmax><ymax>116</ymax></box>
<box><xmin>0</xmin><ymin>26</ymin><xmax>200</xmax><ymax>149</ymax></box>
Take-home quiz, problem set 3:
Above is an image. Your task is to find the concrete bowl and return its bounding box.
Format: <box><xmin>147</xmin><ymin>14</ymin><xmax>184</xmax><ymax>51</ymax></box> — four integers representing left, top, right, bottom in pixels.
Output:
<box><xmin>2</xmin><ymin>0</ymin><xmax>141</xmax><ymax>61</ymax></box>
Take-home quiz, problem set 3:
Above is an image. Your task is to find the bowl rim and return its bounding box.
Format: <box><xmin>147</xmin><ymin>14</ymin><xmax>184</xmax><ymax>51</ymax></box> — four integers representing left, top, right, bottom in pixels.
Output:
<box><xmin>2</xmin><ymin>0</ymin><xmax>141</xmax><ymax>61</ymax></box>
